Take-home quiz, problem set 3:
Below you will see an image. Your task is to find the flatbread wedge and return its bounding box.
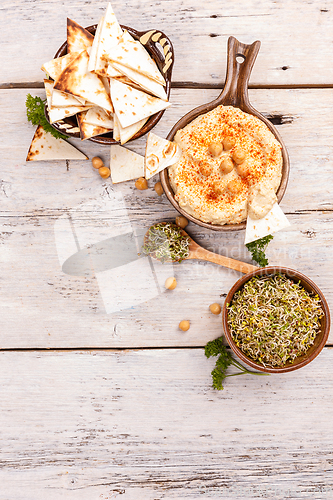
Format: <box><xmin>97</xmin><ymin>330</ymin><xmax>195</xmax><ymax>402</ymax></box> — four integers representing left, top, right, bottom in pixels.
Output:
<box><xmin>44</xmin><ymin>79</ymin><xmax>92</xmax><ymax>123</ymax></box>
<box><xmin>113</xmin><ymin>114</ymin><xmax>121</xmax><ymax>141</ymax></box>
<box><xmin>53</xmin><ymin>50</ymin><xmax>113</xmax><ymax>112</ymax></box>
<box><xmin>107</xmin><ymin>39</ymin><xmax>165</xmax><ymax>85</ymax></box>
<box><xmin>110</xmin><ymin>145</ymin><xmax>144</xmax><ymax>183</ymax></box>
<box><xmin>245</xmin><ymin>203</ymin><xmax>291</xmax><ymax>244</ymax></box>
<box><xmin>94</xmin><ymin>2</ymin><xmax>123</xmax><ymax>76</ymax></box>
<box><xmin>145</xmin><ymin>132</ymin><xmax>182</xmax><ymax>179</ymax></box>
<box><xmin>83</xmin><ymin>106</ymin><xmax>114</xmax><ymax>129</ymax></box>
<box><xmin>87</xmin><ymin>16</ymin><xmax>104</xmax><ymax>72</ymax></box>
<box><xmin>51</xmin><ymin>88</ymin><xmax>86</xmax><ymax>107</ymax></box>
<box><xmin>118</xmin><ymin>117</ymin><xmax>148</xmax><ymax>145</ymax></box>
<box><xmin>110</xmin><ymin>61</ymin><xmax>168</xmax><ymax>101</ymax></box>
<box><xmin>77</xmin><ymin>111</ymin><xmax>111</xmax><ymax>140</ymax></box>
<box><xmin>41</xmin><ymin>52</ymin><xmax>80</xmax><ymax>81</ymax></box>
<box><xmin>110</xmin><ymin>79</ymin><xmax>170</xmax><ymax>128</ymax></box>
<box><xmin>26</xmin><ymin>125</ymin><xmax>88</xmax><ymax>161</ymax></box>
<box><xmin>67</xmin><ymin>18</ymin><xmax>94</xmax><ymax>53</ymax></box>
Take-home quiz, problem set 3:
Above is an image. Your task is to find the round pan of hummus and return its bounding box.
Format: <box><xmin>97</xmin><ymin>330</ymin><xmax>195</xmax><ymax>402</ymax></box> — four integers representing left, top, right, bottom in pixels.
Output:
<box><xmin>160</xmin><ymin>36</ymin><xmax>289</xmax><ymax>231</ymax></box>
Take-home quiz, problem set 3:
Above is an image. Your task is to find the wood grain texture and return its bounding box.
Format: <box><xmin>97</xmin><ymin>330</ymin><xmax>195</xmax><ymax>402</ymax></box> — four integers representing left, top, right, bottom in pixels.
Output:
<box><xmin>0</xmin><ymin>348</ymin><xmax>332</xmax><ymax>499</ymax></box>
<box><xmin>2</xmin><ymin>0</ymin><xmax>333</xmax><ymax>86</ymax></box>
<box><xmin>2</xmin><ymin>87</ymin><xmax>333</xmax><ymax>214</ymax></box>
<box><xmin>0</xmin><ymin>88</ymin><xmax>332</xmax><ymax>348</ymax></box>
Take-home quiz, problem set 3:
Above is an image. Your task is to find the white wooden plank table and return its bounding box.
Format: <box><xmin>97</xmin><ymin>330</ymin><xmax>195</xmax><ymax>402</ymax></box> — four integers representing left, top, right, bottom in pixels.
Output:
<box><xmin>0</xmin><ymin>1</ymin><xmax>333</xmax><ymax>498</ymax></box>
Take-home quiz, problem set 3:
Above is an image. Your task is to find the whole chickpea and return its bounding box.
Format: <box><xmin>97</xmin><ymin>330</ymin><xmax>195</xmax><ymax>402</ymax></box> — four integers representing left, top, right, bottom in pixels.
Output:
<box><xmin>92</xmin><ymin>156</ymin><xmax>104</xmax><ymax>169</ymax></box>
<box><xmin>179</xmin><ymin>320</ymin><xmax>190</xmax><ymax>332</ymax></box>
<box><xmin>232</xmin><ymin>148</ymin><xmax>246</xmax><ymax>165</ymax></box>
<box><xmin>208</xmin><ymin>142</ymin><xmax>223</xmax><ymax>157</ymax></box>
<box><xmin>154</xmin><ymin>181</ymin><xmax>164</xmax><ymax>196</ymax></box>
<box><xmin>227</xmin><ymin>179</ymin><xmax>243</xmax><ymax>195</ymax></box>
<box><xmin>220</xmin><ymin>158</ymin><xmax>234</xmax><ymax>175</ymax></box>
<box><xmin>209</xmin><ymin>303</ymin><xmax>221</xmax><ymax>315</ymax></box>
<box><xmin>98</xmin><ymin>166</ymin><xmax>111</xmax><ymax>179</ymax></box>
<box><xmin>222</xmin><ymin>138</ymin><xmax>235</xmax><ymax>151</ymax></box>
<box><xmin>135</xmin><ymin>177</ymin><xmax>148</xmax><ymax>190</ymax></box>
<box><xmin>175</xmin><ymin>216</ymin><xmax>189</xmax><ymax>229</ymax></box>
<box><xmin>211</xmin><ymin>180</ymin><xmax>224</xmax><ymax>195</ymax></box>
<box><xmin>198</xmin><ymin>161</ymin><xmax>212</xmax><ymax>177</ymax></box>
<box><xmin>236</xmin><ymin>160</ymin><xmax>250</xmax><ymax>178</ymax></box>
<box><xmin>165</xmin><ymin>277</ymin><xmax>177</xmax><ymax>290</ymax></box>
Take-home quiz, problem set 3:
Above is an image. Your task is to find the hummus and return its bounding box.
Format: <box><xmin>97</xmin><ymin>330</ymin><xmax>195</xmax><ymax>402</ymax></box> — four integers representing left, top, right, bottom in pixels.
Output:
<box><xmin>168</xmin><ymin>105</ymin><xmax>283</xmax><ymax>224</ymax></box>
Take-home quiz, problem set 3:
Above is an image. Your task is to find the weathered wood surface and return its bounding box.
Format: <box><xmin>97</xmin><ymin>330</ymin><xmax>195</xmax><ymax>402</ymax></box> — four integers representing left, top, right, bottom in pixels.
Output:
<box><xmin>0</xmin><ymin>349</ymin><xmax>332</xmax><ymax>499</ymax></box>
<box><xmin>0</xmin><ymin>87</ymin><xmax>332</xmax><ymax>347</ymax></box>
<box><xmin>2</xmin><ymin>0</ymin><xmax>333</xmax><ymax>87</ymax></box>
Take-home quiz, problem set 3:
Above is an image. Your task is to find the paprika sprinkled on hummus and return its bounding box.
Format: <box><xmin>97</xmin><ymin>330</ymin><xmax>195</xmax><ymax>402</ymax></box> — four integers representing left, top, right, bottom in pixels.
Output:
<box><xmin>169</xmin><ymin>105</ymin><xmax>283</xmax><ymax>225</ymax></box>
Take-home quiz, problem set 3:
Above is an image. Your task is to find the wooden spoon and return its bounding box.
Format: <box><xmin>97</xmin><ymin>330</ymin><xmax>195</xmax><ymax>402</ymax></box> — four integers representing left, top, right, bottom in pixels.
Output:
<box><xmin>160</xmin><ymin>36</ymin><xmax>290</xmax><ymax>231</ymax></box>
<box><xmin>145</xmin><ymin>224</ymin><xmax>258</xmax><ymax>274</ymax></box>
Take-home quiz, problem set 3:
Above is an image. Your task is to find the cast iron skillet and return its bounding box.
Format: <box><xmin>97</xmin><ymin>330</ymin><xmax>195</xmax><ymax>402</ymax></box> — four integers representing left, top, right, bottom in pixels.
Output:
<box><xmin>44</xmin><ymin>25</ymin><xmax>174</xmax><ymax>144</ymax></box>
<box><xmin>160</xmin><ymin>36</ymin><xmax>290</xmax><ymax>231</ymax></box>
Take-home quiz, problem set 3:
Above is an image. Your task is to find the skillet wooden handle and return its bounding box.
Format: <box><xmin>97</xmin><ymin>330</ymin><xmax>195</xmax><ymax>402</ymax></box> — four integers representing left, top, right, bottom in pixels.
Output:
<box><xmin>217</xmin><ymin>36</ymin><xmax>261</xmax><ymax>109</ymax></box>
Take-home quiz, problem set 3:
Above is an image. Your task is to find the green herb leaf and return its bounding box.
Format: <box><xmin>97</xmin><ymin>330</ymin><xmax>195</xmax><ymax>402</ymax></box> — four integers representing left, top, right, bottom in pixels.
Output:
<box><xmin>26</xmin><ymin>93</ymin><xmax>67</xmax><ymax>140</ymax></box>
<box><xmin>205</xmin><ymin>336</ymin><xmax>268</xmax><ymax>390</ymax></box>
<box><xmin>245</xmin><ymin>234</ymin><xmax>274</xmax><ymax>267</ymax></box>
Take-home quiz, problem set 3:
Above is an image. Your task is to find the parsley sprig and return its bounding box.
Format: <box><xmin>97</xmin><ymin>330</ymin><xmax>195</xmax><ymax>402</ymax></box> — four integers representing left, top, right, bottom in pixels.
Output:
<box><xmin>26</xmin><ymin>93</ymin><xmax>67</xmax><ymax>140</ymax></box>
<box><xmin>245</xmin><ymin>234</ymin><xmax>273</xmax><ymax>267</ymax></box>
<box><xmin>205</xmin><ymin>336</ymin><xmax>268</xmax><ymax>390</ymax></box>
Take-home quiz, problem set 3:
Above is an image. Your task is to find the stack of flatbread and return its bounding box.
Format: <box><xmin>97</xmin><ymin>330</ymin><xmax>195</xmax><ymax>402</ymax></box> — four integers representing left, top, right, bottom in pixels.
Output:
<box><xmin>41</xmin><ymin>2</ymin><xmax>171</xmax><ymax>144</ymax></box>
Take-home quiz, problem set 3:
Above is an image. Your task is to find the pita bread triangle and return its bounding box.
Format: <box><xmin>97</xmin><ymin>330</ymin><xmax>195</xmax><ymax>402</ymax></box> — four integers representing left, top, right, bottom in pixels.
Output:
<box><xmin>44</xmin><ymin>79</ymin><xmax>92</xmax><ymax>123</ymax></box>
<box><xmin>94</xmin><ymin>3</ymin><xmax>123</xmax><ymax>76</ymax></box>
<box><xmin>118</xmin><ymin>116</ymin><xmax>148</xmax><ymax>145</ymax></box>
<box><xmin>83</xmin><ymin>106</ymin><xmax>114</xmax><ymax>129</ymax></box>
<box><xmin>26</xmin><ymin>125</ymin><xmax>88</xmax><ymax>161</ymax></box>
<box><xmin>145</xmin><ymin>132</ymin><xmax>182</xmax><ymax>179</ymax></box>
<box><xmin>53</xmin><ymin>50</ymin><xmax>113</xmax><ymax>112</ymax></box>
<box><xmin>110</xmin><ymin>145</ymin><xmax>144</xmax><ymax>184</ymax></box>
<box><xmin>113</xmin><ymin>113</ymin><xmax>120</xmax><ymax>141</ymax></box>
<box><xmin>41</xmin><ymin>52</ymin><xmax>80</xmax><ymax>81</ymax></box>
<box><xmin>87</xmin><ymin>16</ymin><xmax>104</xmax><ymax>72</ymax></box>
<box><xmin>67</xmin><ymin>18</ymin><xmax>94</xmax><ymax>53</ymax></box>
<box><xmin>245</xmin><ymin>202</ymin><xmax>291</xmax><ymax>244</ymax></box>
<box><xmin>77</xmin><ymin>111</ymin><xmax>111</xmax><ymax>140</ymax></box>
<box><xmin>110</xmin><ymin>79</ymin><xmax>170</xmax><ymax>128</ymax></box>
<box><xmin>108</xmin><ymin>38</ymin><xmax>165</xmax><ymax>85</ymax></box>
<box><xmin>111</xmin><ymin>61</ymin><xmax>167</xmax><ymax>100</ymax></box>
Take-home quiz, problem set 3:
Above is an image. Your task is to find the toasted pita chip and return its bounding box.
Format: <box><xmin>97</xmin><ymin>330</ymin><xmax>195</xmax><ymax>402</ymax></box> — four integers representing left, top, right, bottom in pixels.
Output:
<box><xmin>111</xmin><ymin>61</ymin><xmax>167</xmax><ymax>100</ymax></box>
<box><xmin>52</xmin><ymin>88</ymin><xmax>86</xmax><ymax>107</ymax></box>
<box><xmin>145</xmin><ymin>133</ymin><xmax>182</xmax><ymax>179</ymax></box>
<box><xmin>83</xmin><ymin>106</ymin><xmax>114</xmax><ymax>129</ymax></box>
<box><xmin>245</xmin><ymin>203</ymin><xmax>291</xmax><ymax>245</ymax></box>
<box><xmin>87</xmin><ymin>16</ymin><xmax>104</xmax><ymax>72</ymax></box>
<box><xmin>110</xmin><ymin>145</ymin><xmax>144</xmax><ymax>183</ymax></box>
<box><xmin>118</xmin><ymin>117</ymin><xmax>148</xmax><ymax>145</ymax></box>
<box><xmin>44</xmin><ymin>79</ymin><xmax>92</xmax><ymax>123</ymax></box>
<box><xmin>110</xmin><ymin>74</ymin><xmax>145</xmax><ymax>92</ymax></box>
<box><xmin>110</xmin><ymin>79</ymin><xmax>170</xmax><ymax>128</ymax></box>
<box><xmin>26</xmin><ymin>125</ymin><xmax>88</xmax><ymax>161</ymax></box>
<box><xmin>67</xmin><ymin>18</ymin><xmax>94</xmax><ymax>53</ymax></box>
<box><xmin>41</xmin><ymin>52</ymin><xmax>80</xmax><ymax>81</ymax></box>
<box><xmin>108</xmin><ymin>38</ymin><xmax>165</xmax><ymax>85</ymax></box>
<box><xmin>113</xmin><ymin>114</ymin><xmax>121</xmax><ymax>141</ymax></box>
<box><xmin>54</xmin><ymin>50</ymin><xmax>113</xmax><ymax>112</ymax></box>
<box><xmin>94</xmin><ymin>3</ymin><xmax>123</xmax><ymax>76</ymax></box>
<box><xmin>77</xmin><ymin>111</ymin><xmax>110</xmax><ymax>140</ymax></box>
<box><xmin>106</xmin><ymin>65</ymin><xmax>123</xmax><ymax>78</ymax></box>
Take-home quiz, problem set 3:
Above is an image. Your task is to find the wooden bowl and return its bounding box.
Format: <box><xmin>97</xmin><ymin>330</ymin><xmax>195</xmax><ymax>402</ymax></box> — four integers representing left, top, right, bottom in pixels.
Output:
<box><xmin>45</xmin><ymin>25</ymin><xmax>174</xmax><ymax>144</ymax></box>
<box><xmin>222</xmin><ymin>267</ymin><xmax>330</xmax><ymax>373</ymax></box>
<box><xmin>160</xmin><ymin>36</ymin><xmax>290</xmax><ymax>231</ymax></box>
